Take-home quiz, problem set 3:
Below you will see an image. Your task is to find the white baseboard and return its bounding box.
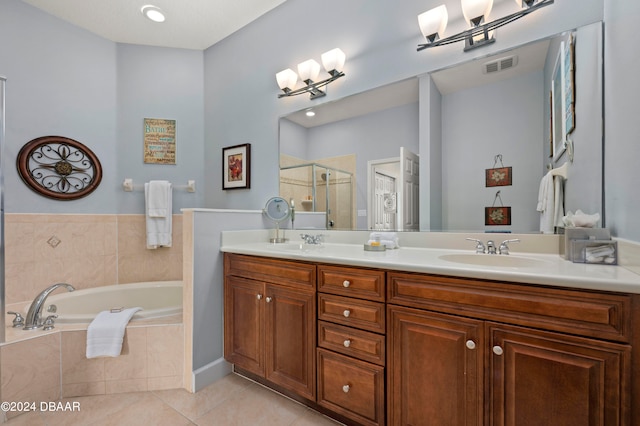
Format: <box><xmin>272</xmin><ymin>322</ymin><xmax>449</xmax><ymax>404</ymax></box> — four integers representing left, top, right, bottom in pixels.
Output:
<box><xmin>192</xmin><ymin>358</ymin><xmax>232</xmax><ymax>392</ymax></box>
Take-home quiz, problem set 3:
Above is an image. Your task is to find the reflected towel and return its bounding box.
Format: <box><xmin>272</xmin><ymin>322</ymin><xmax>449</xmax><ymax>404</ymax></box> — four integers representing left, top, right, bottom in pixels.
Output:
<box><xmin>145</xmin><ymin>181</ymin><xmax>172</xmax><ymax>249</ymax></box>
<box><xmin>537</xmin><ymin>172</ymin><xmax>564</xmax><ymax>234</ymax></box>
<box><xmin>86</xmin><ymin>307</ymin><xmax>142</xmax><ymax>358</ymax></box>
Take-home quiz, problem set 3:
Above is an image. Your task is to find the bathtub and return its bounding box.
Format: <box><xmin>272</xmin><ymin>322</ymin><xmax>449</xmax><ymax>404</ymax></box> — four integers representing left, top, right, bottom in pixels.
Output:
<box><xmin>38</xmin><ymin>281</ymin><xmax>183</xmax><ymax>324</ymax></box>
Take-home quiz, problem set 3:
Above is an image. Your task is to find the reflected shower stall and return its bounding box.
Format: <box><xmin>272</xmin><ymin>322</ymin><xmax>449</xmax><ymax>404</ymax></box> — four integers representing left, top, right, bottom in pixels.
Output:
<box><xmin>280</xmin><ymin>163</ymin><xmax>353</xmax><ymax>229</ymax></box>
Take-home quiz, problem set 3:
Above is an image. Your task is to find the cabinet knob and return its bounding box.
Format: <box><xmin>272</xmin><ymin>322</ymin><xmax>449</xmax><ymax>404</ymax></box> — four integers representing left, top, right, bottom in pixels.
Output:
<box><xmin>465</xmin><ymin>340</ymin><xmax>476</xmax><ymax>350</ymax></box>
<box><xmin>266</xmin><ymin>297</ymin><xmax>272</xmax><ymax>303</ymax></box>
<box><xmin>343</xmin><ymin>309</ymin><xmax>351</xmax><ymax>318</ymax></box>
<box><xmin>256</xmin><ymin>294</ymin><xmax>262</xmax><ymax>300</ymax></box>
<box><xmin>342</xmin><ymin>384</ymin><xmax>350</xmax><ymax>393</ymax></box>
<box><xmin>343</xmin><ymin>339</ymin><xmax>351</xmax><ymax>348</ymax></box>
<box><xmin>343</xmin><ymin>280</ymin><xmax>351</xmax><ymax>288</ymax></box>
<box><xmin>492</xmin><ymin>345</ymin><xmax>504</xmax><ymax>356</ymax></box>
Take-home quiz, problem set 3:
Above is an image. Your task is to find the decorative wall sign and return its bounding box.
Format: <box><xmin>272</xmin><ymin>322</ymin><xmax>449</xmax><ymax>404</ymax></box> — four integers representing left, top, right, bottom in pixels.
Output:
<box><xmin>485</xmin><ymin>154</ymin><xmax>512</xmax><ymax>187</ymax></box>
<box><xmin>17</xmin><ymin>136</ymin><xmax>103</xmax><ymax>200</ymax></box>
<box><xmin>485</xmin><ymin>190</ymin><xmax>511</xmax><ymax>226</ymax></box>
<box><xmin>144</xmin><ymin>118</ymin><xmax>176</xmax><ymax>164</ymax></box>
<box><xmin>222</xmin><ymin>143</ymin><xmax>251</xmax><ymax>190</ymax></box>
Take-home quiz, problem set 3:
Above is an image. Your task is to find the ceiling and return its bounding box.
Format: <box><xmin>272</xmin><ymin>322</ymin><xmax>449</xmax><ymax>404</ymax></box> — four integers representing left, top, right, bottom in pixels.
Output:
<box><xmin>20</xmin><ymin>0</ymin><xmax>287</xmax><ymax>50</ymax></box>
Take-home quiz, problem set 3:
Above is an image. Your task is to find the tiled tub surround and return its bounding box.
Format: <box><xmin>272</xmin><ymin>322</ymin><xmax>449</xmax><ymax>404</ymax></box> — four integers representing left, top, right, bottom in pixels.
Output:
<box><xmin>4</xmin><ymin>213</ymin><xmax>183</xmax><ymax>305</ymax></box>
<box><xmin>1</xmin><ymin>320</ymin><xmax>184</xmax><ymax>422</ymax></box>
<box><xmin>2</xmin><ymin>213</ymin><xmax>185</xmax><ymax>422</ymax></box>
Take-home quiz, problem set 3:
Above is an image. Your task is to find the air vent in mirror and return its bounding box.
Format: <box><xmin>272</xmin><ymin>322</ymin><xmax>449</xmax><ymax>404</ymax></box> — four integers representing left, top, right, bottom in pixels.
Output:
<box><xmin>483</xmin><ymin>55</ymin><xmax>519</xmax><ymax>74</ymax></box>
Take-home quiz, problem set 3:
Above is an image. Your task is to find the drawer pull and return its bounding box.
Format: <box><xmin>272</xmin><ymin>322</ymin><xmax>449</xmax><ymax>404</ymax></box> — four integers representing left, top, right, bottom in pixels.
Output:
<box><xmin>343</xmin><ymin>339</ymin><xmax>352</xmax><ymax>348</ymax></box>
<box><xmin>465</xmin><ymin>340</ymin><xmax>476</xmax><ymax>350</ymax></box>
<box><xmin>266</xmin><ymin>297</ymin><xmax>272</xmax><ymax>303</ymax></box>
<box><xmin>343</xmin><ymin>309</ymin><xmax>351</xmax><ymax>318</ymax></box>
<box><xmin>343</xmin><ymin>280</ymin><xmax>351</xmax><ymax>288</ymax></box>
<box><xmin>342</xmin><ymin>384</ymin><xmax>350</xmax><ymax>393</ymax></box>
<box><xmin>256</xmin><ymin>294</ymin><xmax>262</xmax><ymax>300</ymax></box>
<box><xmin>492</xmin><ymin>345</ymin><xmax>504</xmax><ymax>356</ymax></box>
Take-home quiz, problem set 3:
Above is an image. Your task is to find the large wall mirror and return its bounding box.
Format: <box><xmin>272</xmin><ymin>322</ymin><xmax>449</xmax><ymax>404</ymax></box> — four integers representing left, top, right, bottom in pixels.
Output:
<box><xmin>279</xmin><ymin>21</ymin><xmax>603</xmax><ymax>233</ymax></box>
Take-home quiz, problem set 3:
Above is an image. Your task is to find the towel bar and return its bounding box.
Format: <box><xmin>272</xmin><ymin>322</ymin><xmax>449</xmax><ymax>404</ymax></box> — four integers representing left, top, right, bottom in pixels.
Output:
<box><xmin>122</xmin><ymin>178</ymin><xmax>195</xmax><ymax>193</ymax></box>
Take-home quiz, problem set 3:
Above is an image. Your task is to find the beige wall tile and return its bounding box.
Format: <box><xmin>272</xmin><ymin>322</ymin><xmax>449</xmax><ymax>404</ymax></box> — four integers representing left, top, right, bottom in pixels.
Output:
<box><xmin>105</xmin><ymin>378</ymin><xmax>148</xmax><ymax>394</ymax></box>
<box><xmin>147</xmin><ymin>325</ymin><xmax>184</xmax><ymax>378</ymax></box>
<box><xmin>104</xmin><ymin>328</ymin><xmax>147</xmax><ymax>380</ymax></box>
<box><xmin>62</xmin><ymin>381</ymin><xmax>106</xmax><ymax>398</ymax></box>
<box><xmin>148</xmin><ymin>375</ymin><xmax>183</xmax><ymax>391</ymax></box>
<box><xmin>1</xmin><ymin>333</ymin><xmax>61</xmax><ymax>407</ymax></box>
<box><xmin>61</xmin><ymin>331</ymin><xmax>105</xmax><ymax>385</ymax></box>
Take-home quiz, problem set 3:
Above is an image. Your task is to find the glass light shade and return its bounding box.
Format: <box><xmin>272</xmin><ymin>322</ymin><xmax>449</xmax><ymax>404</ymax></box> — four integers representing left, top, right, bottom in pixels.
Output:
<box><xmin>461</xmin><ymin>0</ymin><xmax>493</xmax><ymax>25</ymax></box>
<box><xmin>418</xmin><ymin>5</ymin><xmax>448</xmax><ymax>40</ymax></box>
<box><xmin>321</xmin><ymin>48</ymin><xmax>346</xmax><ymax>73</ymax></box>
<box><xmin>297</xmin><ymin>59</ymin><xmax>321</xmax><ymax>82</ymax></box>
<box><xmin>276</xmin><ymin>68</ymin><xmax>298</xmax><ymax>90</ymax></box>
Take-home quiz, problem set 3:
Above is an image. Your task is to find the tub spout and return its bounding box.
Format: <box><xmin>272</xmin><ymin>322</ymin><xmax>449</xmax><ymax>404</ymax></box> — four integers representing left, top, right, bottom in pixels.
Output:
<box><xmin>23</xmin><ymin>283</ymin><xmax>75</xmax><ymax>330</ymax></box>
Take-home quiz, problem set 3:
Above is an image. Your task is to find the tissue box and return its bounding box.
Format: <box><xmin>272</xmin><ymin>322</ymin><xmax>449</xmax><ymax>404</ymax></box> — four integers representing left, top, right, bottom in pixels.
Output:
<box><xmin>569</xmin><ymin>240</ymin><xmax>617</xmax><ymax>265</ymax></box>
<box><xmin>563</xmin><ymin>227</ymin><xmax>611</xmax><ymax>260</ymax></box>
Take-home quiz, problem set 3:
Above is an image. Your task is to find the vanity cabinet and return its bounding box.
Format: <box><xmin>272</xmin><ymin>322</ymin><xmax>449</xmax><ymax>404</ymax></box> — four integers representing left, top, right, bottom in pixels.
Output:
<box><xmin>223</xmin><ymin>253</ymin><xmax>316</xmax><ymax>400</ymax></box>
<box><xmin>387</xmin><ymin>271</ymin><xmax>632</xmax><ymax>426</ymax></box>
<box><xmin>316</xmin><ymin>265</ymin><xmax>386</xmax><ymax>426</ymax></box>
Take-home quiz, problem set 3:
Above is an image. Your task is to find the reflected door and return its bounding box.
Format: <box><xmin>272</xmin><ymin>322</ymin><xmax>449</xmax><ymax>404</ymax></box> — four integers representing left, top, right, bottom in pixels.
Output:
<box><xmin>373</xmin><ymin>171</ymin><xmax>396</xmax><ymax>230</ymax></box>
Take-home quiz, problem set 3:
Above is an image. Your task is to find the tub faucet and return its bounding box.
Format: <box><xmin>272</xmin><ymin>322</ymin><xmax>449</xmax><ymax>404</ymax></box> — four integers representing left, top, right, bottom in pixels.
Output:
<box><xmin>23</xmin><ymin>283</ymin><xmax>75</xmax><ymax>330</ymax></box>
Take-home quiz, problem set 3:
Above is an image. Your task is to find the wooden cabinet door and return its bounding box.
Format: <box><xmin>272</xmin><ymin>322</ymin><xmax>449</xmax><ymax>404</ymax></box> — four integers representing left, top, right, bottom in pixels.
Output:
<box><xmin>224</xmin><ymin>275</ymin><xmax>264</xmax><ymax>376</ymax></box>
<box><xmin>489</xmin><ymin>324</ymin><xmax>630</xmax><ymax>426</ymax></box>
<box><xmin>265</xmin><ymin>284</ymin><xmax>316</xmax><ymax>400</ymax></box>
<box><xmin>387</xmin><ymin>306</ymin><xmax>484</xmax><ymax>426</ymax></box>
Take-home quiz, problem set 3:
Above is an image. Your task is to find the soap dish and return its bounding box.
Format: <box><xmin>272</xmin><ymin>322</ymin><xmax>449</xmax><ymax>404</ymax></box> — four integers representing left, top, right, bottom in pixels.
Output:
<box><xmin>364</xmin><ymin>244</ymin><xmax>386</xmax><ymax>252</ymax></box>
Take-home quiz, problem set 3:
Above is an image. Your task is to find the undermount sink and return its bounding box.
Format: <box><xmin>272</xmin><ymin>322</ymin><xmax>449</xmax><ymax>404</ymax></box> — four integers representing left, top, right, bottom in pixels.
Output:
<box><xmin>439</xmin><ymin>253</ymin><xmax>547</xmax><ymax>268</ymax></box>
<box><xmin>268</xmin><ymin>242</ymin><xmax>324</xmax><ymax>252</ymax></box>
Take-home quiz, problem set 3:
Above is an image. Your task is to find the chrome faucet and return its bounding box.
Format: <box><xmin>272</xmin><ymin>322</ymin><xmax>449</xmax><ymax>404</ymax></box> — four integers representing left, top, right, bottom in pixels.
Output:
<box><xmin>486</xmin><ymin>240</ymin><xmax>497</xmax><ymax>254</ymax></box>
<box><xmin>465</xmin><ymin>238</ymin><xmax>486</xmax><ymax>253</ymax></box>
<box><xmin>499</xmin><ymin>239</ymin><xmax>520</xmax><ymax>255</ymax></box>
<box><xmin>23</xmin><ymin>283</ymin><xmax>75</xmax><ymax>330</ymax></box>
<box><xmin>300</xmin><ymin>233</ymin><xmax>324</xmax><ymax>245</ymax></box>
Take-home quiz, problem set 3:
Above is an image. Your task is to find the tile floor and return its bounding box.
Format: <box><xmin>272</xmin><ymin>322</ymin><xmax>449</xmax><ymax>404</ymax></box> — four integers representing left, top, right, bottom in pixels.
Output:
<box><xmin>3</xmin><ymin>373</ymin><xmax>343</xmax><ymax>425</ymax></box>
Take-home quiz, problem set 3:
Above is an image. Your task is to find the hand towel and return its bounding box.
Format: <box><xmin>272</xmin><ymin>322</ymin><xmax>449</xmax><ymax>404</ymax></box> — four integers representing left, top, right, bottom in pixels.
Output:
<box><xmin>86</xmin><ymin>307</ymin><xmax>142</xmax><ymax>358</ymax></box>
<box><xmin>368</xmin><ymin>232</ymin><xmax>399</xmax><ymax>248</ymax></box>
<box><xmin>537</xmin><ymin>172</ymin><xmax>564</xmax><ymax>234</ymax></box>
<box><xmin>145</xmin><ymin>181</ymin><xmax>172</xmax><ymax>249</ymax></box>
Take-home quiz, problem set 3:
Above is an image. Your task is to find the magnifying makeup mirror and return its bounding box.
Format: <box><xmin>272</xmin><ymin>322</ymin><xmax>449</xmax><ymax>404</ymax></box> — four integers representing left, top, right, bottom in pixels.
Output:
<box><xmin>263</xmin><ymin>196</ymin><xmax>291</xmax><ymax>243</ymax></box>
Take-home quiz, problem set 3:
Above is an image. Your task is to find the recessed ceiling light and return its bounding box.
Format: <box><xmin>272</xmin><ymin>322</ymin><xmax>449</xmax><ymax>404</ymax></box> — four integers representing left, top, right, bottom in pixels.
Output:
<box><xmin>305</xmin><ymin>109</ymin><xmax>316</xmax><ymax>117</ymax></box>
<box><xmin>141</xmin><ymin>5</ymin><xmax>166</xmax><ymax>23</ymax></box>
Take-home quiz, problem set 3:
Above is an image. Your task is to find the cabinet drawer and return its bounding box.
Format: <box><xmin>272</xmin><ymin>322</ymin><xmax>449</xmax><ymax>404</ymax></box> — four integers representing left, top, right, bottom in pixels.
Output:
<box><xmin>317</xmin><ymin>349</ymin><xmax>385</xmax><ymax>426</ymax></box>
<box><xmin>224</xmin><ymin>253</ymin><xmax>315</xmax><ymax>291</ymax></box>
<box><xmin>318</xmin><ymin>321</ymin><xmax>385</xmax><ymax>366</ymax></box>
<box><xmin>388</xmin><ymin>271</ymin><xmax>632</xmax><ymax>343</ymax></box>
<box><xmin>318</xmin><ymin>265</ymin><xmax>385</xmax><ymax>301</ymax></box>
<box><xmin>318</xmin><ymin>293</ymin><xmax>385</xmax><ymax>334</ymax></box>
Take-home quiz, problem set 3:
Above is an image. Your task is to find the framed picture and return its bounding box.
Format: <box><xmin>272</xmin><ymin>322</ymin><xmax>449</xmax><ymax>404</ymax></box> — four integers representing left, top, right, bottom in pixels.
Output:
<box><xmin>564</xmin><ymin>33</ymin><xmax>575</xmax><ymax>136</ymax></box>
<box><xmin>551</xmin><ymin>33</ymin><xmax>576</xmax><ymax>162</ymax></box>
<box><xmin>485</xmin><ymin>166</ymin><xmax>512</xmax><ymax>187</ymax></box>
<box><xmin>144</xmin><ymin>118</ymin><xmax>176</xmax><ymax>165</ymax></box>
<box><xmin>485</xmin><ymin>206</ymin><xmax>511</xmax><ymax>226</ymax></box>
<box><xmin>551</xmin><ymin>45</ymin><xmax>565</xmax><ymax>161</ymax></box>
<box><xmin>222</xmin><ymin>143</ymin><xmax>251</xmax><ymax>190</ymax></box>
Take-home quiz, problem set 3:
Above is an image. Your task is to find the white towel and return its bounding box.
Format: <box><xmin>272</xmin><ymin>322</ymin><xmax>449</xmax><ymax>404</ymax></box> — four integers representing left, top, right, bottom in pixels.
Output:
<box><xmin>145</xmin><ymin>181</ymin><xmax>172</xmax><ymax>249</ymax></box>
<box><xmin>86</xmin><ymin>307</ymin><xmax>142</xmax><ymax>358</ymax></box>
<box><xmin>368</xmin><ymin>232</ymin><xmax>399</xmax><ymax>248</ymax></box>
<box><xmin>537</xmin><ymin>172</ymin><xmax>564</xmax><ymax>234</ymax></box>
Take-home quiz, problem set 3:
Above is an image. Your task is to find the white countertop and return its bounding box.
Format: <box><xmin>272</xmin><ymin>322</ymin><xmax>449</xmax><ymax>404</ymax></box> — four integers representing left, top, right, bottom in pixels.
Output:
<box><xmin>220</xmin><ymin>240</ymin><xmax>640</xmax><ymax>294</ymax></box>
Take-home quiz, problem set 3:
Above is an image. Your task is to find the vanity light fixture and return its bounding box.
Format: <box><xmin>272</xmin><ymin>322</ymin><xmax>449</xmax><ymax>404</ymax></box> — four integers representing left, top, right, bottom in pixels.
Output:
<box><xmin>141</xmin><ymin>5</ymin><xmax>166</xmax><ymax>23</ymax></box>
<box><xmin>417</xmin><ymin>0</ymin><xmax>554</xmax><ymax>52</ymax></box>
<box><xmin>305</xmin><ymin>109</ymin><xmax>316</xmax><ymax>117</ymax></box>
<box><xmin>276</xmin><ymin>48</ymin><xmax>346</xmax><ymax>100</ymax></box>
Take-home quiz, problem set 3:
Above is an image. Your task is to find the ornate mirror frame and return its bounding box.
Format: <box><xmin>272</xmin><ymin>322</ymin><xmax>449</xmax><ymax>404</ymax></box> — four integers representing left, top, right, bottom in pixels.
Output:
<box><xmin>17</xmin><ymin>135</ymin><xmax>103</xmax><ymax>200</ymax></box>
